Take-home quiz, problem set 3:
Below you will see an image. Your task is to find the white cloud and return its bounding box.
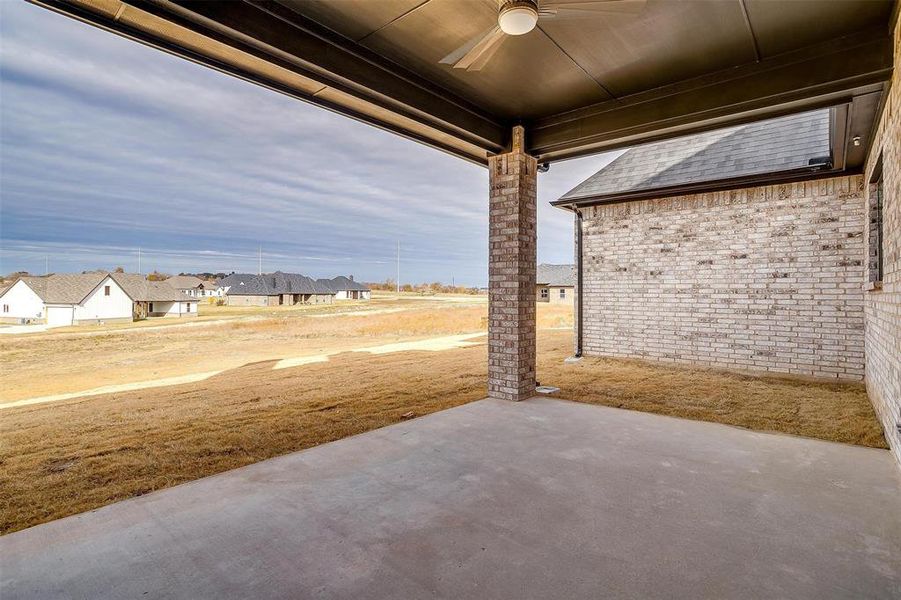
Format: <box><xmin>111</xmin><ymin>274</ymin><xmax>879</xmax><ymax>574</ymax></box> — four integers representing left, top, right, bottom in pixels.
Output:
<box><xmin>0</xmin><ymin>2</ymin><xmax>619</xmax><ymax>284</ymax></box>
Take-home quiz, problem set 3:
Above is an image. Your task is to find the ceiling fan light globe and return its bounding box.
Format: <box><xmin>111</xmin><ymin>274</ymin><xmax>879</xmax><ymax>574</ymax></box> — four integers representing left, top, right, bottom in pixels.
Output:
<box><xmin>498</xmin><ymin>5</ymin><xmax>539</xmax><ymax>35</ymax></box>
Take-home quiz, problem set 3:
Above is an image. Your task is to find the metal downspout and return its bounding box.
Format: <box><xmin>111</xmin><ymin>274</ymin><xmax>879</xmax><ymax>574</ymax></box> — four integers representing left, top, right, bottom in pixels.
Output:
<box><xmin>574</xmin><ymin>207</ymin><xmax>583</xmax><ymax>358</ymax></box>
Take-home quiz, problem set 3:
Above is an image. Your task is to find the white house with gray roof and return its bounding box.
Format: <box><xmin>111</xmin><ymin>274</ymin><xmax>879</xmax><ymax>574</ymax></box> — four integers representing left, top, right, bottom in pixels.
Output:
<box><xmin>317</xmin><ymin>276</ymin><xmax>371</xmax><ymax>300</ymax></box>
<box><xmin>0</xmin><ymin>272</ymin><xmax>194</xmax><ymax>327</ymax></box>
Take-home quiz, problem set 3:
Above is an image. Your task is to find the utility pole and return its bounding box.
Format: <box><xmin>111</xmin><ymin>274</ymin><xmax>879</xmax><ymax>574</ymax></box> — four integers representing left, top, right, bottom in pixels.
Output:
<box><xmin>45</xmin><ymin>256</ymin><xmax>49</xmax><ymax>275</ymax></box>
<box><xmin>138</xmin><ymin>247</ymin><xmax>142</xmax><ymax>275</ymax></box>
<box><xmin>258</xmin><ymin>245</ymin><xmax>262</xmax><ymax>275</ymax></box>
<box><xmin>396</xmin><ymin>241</ymin><xmax>400</xmax><ymax>292</ymax></box>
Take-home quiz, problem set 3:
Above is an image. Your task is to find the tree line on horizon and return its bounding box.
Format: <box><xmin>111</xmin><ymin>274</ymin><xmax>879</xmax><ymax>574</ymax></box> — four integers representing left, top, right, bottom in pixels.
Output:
<box><xmin>2</xmin><ymin>270</ymin><xmax>483</xmax><ymax>294</ymax></box>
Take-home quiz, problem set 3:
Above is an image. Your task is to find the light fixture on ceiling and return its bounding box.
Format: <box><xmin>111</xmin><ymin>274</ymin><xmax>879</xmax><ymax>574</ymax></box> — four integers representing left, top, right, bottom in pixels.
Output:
<box><xmin>498</xmin><ymin>1</ymin><xmax>539</xmax><ymax>35</ymax></box>
<box><xmin>441</xmin><ymin>0</ymin><xmax>647</xmax><ymax>71</ymax></box>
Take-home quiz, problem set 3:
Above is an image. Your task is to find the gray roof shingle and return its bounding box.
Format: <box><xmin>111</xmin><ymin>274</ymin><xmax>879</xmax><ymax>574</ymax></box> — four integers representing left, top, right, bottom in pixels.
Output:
<box><xmin>4</xmin><ymin>272</ymin><xmax>186</xmax><ymax>304</ymax></box>
<box><xmin>537</xmin><ymin>264</ymin><xmax>575</xmax><ymax>287</ymax></box>
<box><xmin>222</xmin><ymin>272</ymin><xmax>333</xmax><ymax>296</ymax></box>
<box><xmin>558</xmin><ymin>110</ymin><xmax>831</xmax><ymax>203</ymax></box>
<box><xmin>17</xmin><ymin>273</ymin><xmax>107</xmax><ymax>304</ymax></box>
<box><xmin>318</xmin><ymin>276</ymin><xmax>370</xmax><ymax>292</ymax></box>
<box><xmin>165</xmin><ymin>275</ymin><xmax>205</xmax><ymax>290</ymax></box>
<box><xmin>219</xmin><ymin>274</ymin><xmax>257</xmax><ymax>289</ymax></box>
<box><xmin>110</xmin><ymin>273</ymin><xmax>188</xmax><ymax>302</ymax></box>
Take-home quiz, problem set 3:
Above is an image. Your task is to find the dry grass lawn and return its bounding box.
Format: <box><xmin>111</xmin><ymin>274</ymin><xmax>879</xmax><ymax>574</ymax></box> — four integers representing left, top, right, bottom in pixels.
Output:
<box><xmin>0</xmin><ymin>298</ymin><xmax>490</xmax><ymax>401</ymax></box>
<box><xmin>1</xmin><ymin>343</ymin><xmax>490</xmax><ymax>535</ymax></box>
<box><xmin>0</xmin><ymin>301</ymin><xmax>887</xmax><ymax>534</ymax></box>
<box><xmin>549</xmin><ymin>348</ymin><xmax>887</xmax><ymax>450</ymax></box>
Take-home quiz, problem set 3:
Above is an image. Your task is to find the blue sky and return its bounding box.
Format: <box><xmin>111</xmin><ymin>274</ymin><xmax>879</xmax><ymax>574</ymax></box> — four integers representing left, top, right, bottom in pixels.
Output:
<box><xmin>0</xmin><ymin>2</ymin><xmax>616</xmax><ymax>286</ymax></box>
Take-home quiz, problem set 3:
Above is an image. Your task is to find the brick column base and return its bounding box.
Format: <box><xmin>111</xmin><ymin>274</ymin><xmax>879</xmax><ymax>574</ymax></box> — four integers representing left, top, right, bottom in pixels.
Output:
<box><xmin>488</xmin><ymin>126</ymin><xmax>537</xmax><ymax>401</ymax></box>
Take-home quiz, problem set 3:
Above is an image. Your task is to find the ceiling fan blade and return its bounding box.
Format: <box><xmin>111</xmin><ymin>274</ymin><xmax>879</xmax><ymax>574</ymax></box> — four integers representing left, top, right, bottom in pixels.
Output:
<box><xmin>465</xmin><ymin>32</ymin><xmax>508</xmax><ymax>71</ymax></box>
<box><xmin>541</xmin><ymin>0</ymin><xmax>646</xmax><ymax>15</ymax></box>
<box><xmin>441</xmin><ymin>25</ymin><xmax>507</xmax><ymax>71</ymax></box>
<box><xmin>540</xmin><ymin>7</ymin><xmax>617</xmax><ymax>19</ymax></box>
<box><xmin>440</xmin><ymin>25</ymin><xmax>496</xmax><ymax>66</ymax></box>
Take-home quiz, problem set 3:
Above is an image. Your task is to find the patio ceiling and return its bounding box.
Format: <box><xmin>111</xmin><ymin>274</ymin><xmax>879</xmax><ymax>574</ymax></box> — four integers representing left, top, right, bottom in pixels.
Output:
<box><xmin>31</xmin><ymin>0</ymin><xmax>896</xmax><ymax>165</ymax></box>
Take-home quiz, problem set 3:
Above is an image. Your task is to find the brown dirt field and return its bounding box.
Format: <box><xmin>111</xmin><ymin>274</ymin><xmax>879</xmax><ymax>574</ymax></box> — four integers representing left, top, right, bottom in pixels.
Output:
<box><xmin>0</xmin><ymin>297</ymin><xmax>492</xmax><ymax>402</ymax></box>
<box><xmin>0</xmin><ymin>296</ymin><xmax>573</xmax><ymax>403</ymax></box>
<box><xmin>0</xmin><ymin>308</ymin><xmax>887</xmax><ymax>534</ymax></box>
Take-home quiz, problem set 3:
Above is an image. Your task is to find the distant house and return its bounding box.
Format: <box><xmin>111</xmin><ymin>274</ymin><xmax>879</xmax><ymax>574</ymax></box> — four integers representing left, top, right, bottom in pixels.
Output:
<box><xmin>216</xmin><ymin>273</ymin><xmax>250</xmax><ymax>297</ymax></box>
<box><xmin>0</xmin><ymin>272</ymin><xmax>195</xmax><ymax>327</ymax></box>
<box><xmin>317</xmin><ymin>276</ymin><xmax>371</xmax><ymax>300</ymax></box>
<box><xmin>219</xmin><ymin>272</ymin><xmax>333</xmax><ymax>306</ymax></box>
<box><xmin>165</xmin><ymin>275</ymin><xmax>221</xmax><ymax>298</ymax></box>
<box><xmin>201</xmin><ymin>280</ymin><xmax>221</xmax><ymax>297</ymax></box>
<box><xmin>536</xmin><ymin>264</ymin><xmax>575</xmax><ymax>304</ymax></box>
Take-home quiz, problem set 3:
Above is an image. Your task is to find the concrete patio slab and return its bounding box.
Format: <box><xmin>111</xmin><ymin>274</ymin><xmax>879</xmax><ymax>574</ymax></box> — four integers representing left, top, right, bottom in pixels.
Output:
<box><xmin>2</xmin><ymin>397</ymin><xmax>900</xmax><ymax>599</ymax></box>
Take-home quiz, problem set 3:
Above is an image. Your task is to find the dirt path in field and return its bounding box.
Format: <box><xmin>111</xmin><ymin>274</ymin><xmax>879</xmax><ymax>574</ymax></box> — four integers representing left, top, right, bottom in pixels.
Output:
<box><xmin>0</xmin><ymin>371</ymin><xmax>224</xmax><ymax>409</ymax></box>
<box><xmin>0</xmin><ymin>324</ymin><xmax>51</xmax><ymax>335</ymax></box>
<box><xmin>0</xmin><ymin>298</ymin><xmax>498</xmax><ymax>401</ymax></box>
<box><xmin>307</xmin><ymin>307</ymin><xmax>412</xmax><ymax>318</ymax></box>
<box><xmin>1</xmin><ymin>332</ymin><xmax>487</xmax><ymax>409</ymax></box>
<box><xmin>9</xmin><ymin>301</ymin><xmax>435</xmax><ymax>340</ymax></box>
<box><xmin>272</xmin><ymin>332</ymin><xmax>485</xmax><ymax>369</ymax></box>
<box><xmin>0</xmin><ymin>298</ymin><xmax>571</xmax><ymax>404</ymax></box>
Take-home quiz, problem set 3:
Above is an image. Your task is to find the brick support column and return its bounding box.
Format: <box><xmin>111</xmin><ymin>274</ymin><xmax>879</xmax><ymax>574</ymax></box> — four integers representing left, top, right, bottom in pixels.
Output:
<box><xmin>488</xmin><ymin>126</ymin><xmax>537</xmax><ymax>401</ymax></box>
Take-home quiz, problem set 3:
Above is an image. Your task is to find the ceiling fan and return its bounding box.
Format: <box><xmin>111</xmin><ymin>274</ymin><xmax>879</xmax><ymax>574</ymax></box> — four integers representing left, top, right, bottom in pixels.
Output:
<box><xmin>440</xmin><ymin>0</ymin><xmax>646</xmax><ymax>71</ymax></box>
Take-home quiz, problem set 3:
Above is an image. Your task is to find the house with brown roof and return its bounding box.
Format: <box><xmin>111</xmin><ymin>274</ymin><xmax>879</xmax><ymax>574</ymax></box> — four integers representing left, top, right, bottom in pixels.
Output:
<box><xmin>165</xmin><ymin>275</ymin><xmax>222</xmax><ymax>299</ymax></box>
<box><xmin>0</xmin><ymin>272</ymin><xmax>195</xmax><ymax>327</ymax></box>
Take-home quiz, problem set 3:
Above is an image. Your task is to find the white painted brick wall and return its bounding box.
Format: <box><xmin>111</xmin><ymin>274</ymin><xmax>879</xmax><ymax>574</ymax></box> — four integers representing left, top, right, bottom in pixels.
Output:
<box><xmin>579</xmin><ymin>176</ymin><xmax>866</xmax><ymax>380</ymax></box>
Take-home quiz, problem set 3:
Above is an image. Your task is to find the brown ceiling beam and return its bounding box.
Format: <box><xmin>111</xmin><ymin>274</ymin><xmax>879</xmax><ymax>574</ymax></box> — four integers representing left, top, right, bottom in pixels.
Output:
<box><xmin>528</xmin><ymin>30</ymin><xmax>894</xmax><ymax>163</ymax></box>
<box><xmin>161</xmin><ymin>0</ymin><xmax>506</xmax><ymax>149</ymax></box>
<box><xmin>29</xmin><ymin>0</ymin><xmax>508</xmax><ymax>163</ymax></box>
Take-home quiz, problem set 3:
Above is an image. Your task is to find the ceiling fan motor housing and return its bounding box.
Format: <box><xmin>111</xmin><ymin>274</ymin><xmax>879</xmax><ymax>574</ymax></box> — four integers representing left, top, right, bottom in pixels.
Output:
<box><xmin>498</xmin><ymin>0</ymin><xmax>540</xmax><ymax>35</ymax></box>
